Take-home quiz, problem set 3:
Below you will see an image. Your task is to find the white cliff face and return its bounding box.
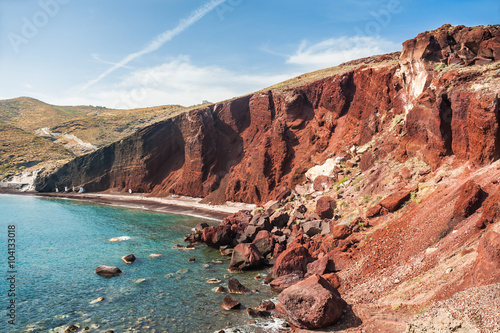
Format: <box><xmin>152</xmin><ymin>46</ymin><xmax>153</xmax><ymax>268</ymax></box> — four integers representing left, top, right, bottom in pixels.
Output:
<box><xmin>0</xmin><ymin>169</ymin><xmax>42</xmax><ymax>192</ymax></box>
<box><xmin>396</xmin><ymin>56</ymin><xmax>431</xmax><ymax>114</ymax></box>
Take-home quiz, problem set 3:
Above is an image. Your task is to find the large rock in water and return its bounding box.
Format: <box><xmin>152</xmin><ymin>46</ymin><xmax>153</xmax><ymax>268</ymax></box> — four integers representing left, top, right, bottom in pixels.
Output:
<box><xmin>229</xmin><ymin>243</ymin><xmax>264</xmax><ymax>272</ymax></box>
<box><xmin>202</xmin><ymin>225</ymin><xmax>233</xmax><ymax>248</ymax></box>
<box><xmin>222</xmin><ymin>295</ymin><xmax>241</xmax><ymax>310</ymax></box>
<box><xmin>227</xmin><ymin>278</ymin><xmax>251</xmax><ymax>294</ymax></box>
<box><xmin>273</xmin><ymin>244</ymin><xmax>312</xmax><ymax>278</ymax></box>
<box><xmin>277</xmin><ymin>274</ymin><xmax>347</xmax><ymax>329</ymax></box>
<box><xmin>94</xmin><ymin>265</ymin><xmax>122</xmax><ymax>277</ymax></box>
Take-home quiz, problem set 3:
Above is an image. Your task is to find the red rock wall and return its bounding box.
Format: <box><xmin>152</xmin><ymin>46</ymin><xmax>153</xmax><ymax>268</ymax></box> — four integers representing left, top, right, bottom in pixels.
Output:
<box><xmin>36</xmin><ymin>25</ymin><xmax>500</xmax><ymax>204</ymax></box>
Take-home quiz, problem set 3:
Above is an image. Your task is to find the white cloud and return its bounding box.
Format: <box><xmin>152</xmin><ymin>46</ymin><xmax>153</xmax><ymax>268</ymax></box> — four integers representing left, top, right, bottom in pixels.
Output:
<box><xmin>80</xmin><ymin>0</ymin><xmax>228</xmax><ymax>92</ymax></box>
<box><xmin>287</xmin><ymin>36</ymin><xmax>400</xmax><ymax>70</ymax></box>
<box><xmin>69</xmin><ymin>56</ymin><xmax>295</xmax><ymax>109</ymax></box>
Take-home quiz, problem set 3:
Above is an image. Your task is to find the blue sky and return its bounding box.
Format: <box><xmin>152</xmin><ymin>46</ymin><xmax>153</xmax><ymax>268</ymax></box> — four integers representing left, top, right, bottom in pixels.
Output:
<box><xmin>0</xmin><ymin>0</ymin><xmax>498</xmax><ymax>108</ymax></box>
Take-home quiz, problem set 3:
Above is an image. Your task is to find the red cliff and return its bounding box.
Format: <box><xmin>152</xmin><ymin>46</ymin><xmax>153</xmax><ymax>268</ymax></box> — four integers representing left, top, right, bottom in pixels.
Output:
<box><xmin>36</xmin><ymin>25</ymin><xmax>500</xmax><ymax>205</ymax></box>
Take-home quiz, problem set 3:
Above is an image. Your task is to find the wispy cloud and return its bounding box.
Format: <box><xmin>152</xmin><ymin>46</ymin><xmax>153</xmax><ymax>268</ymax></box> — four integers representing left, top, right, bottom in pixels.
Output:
<box><xmin>287</xmin><ymin>36</ymin><xmax>400</xmax><ymax>70</ymax></box>
<box><xmin>80</xmin><ymin>0</ymin><xmax>227</xmax><ymax>92</ymax></box>
<box><xmin>91</xmin><ymin>54</ymin><xmax>133</xmax><ymax>69</ymax></box>
<box><xmin>52</xmin><ymin>56</ymin><xmax>296</xmax><ymax>109</ymax></box>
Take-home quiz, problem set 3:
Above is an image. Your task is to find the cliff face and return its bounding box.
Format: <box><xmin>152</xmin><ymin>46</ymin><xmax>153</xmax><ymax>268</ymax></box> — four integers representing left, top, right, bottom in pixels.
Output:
<box><xmin>35</xmin><ymin>25</ymin><xmax>500</xmax><ymax>204</ymax></box>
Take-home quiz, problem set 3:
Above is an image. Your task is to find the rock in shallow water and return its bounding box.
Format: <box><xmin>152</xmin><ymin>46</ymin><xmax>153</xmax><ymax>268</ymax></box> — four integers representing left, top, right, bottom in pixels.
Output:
<box><xmin>89</xmin><ymin>296</ymin><xmax>105</xmax><ymax>304</ymax></box>
<box><xmin>227</xmin><ymin>278</ymin><xmax>251</xmax><ymax>294</ymax></box>
<box><xmin>222</xmin><ymin>295</ymin><xmax>241</xmax><ymax>310</ymax></box>
<box><xmin>94</xmin><ymin>265</ymin><xmax>122</xmax><ymax>277</ymax></box>
<box><xmin>121</xmin><ymin>254</ymin><xmax>136</xmax><ymax>264</ymax></box>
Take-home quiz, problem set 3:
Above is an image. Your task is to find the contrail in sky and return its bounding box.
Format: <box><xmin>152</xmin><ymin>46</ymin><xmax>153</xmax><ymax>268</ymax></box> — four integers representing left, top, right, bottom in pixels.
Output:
<box><xmin>80</xmin><ymin>0</ymin><xmax>227</xmax><ymax>92</ymax></box>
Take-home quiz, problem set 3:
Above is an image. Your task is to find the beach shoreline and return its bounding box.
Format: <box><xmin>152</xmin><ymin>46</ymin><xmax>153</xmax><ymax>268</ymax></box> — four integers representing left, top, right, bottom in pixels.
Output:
<box><xmin>0</xmin><ymin>190</ymin><xmax>256</xmax><ymax>221</ymax></box>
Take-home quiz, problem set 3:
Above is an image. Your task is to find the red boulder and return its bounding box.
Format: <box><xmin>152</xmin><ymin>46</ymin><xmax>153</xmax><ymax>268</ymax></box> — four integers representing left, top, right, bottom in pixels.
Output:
<box><xmin>273</xmin><ymin>244</ymin><xmax>312</xmax><ymax>278</ymax></box>
<box><xmin>202</xmin><ymin>225</ymin><xmax>234</xmax><ymax>248</ymax></box>
<box><xmin>229</xmin><ymin>243</ymin><xmax>264</xmax><ymax>272</ymax></box>
<box><xmin>316</xmin><ymin>196</ymin><xmax>336</xmax><ymax>219</ymax></box>
<box><xmin>277</xmin><ymin>274</ymin><xmax>346</xmax><ymax>329</ymax></box>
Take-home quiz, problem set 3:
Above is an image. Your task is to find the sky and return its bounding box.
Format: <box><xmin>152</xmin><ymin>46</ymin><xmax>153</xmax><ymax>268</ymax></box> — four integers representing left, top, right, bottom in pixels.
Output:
<box><xmin>0</xmin><ymin>0</ymin><xmax>498</xmax><ymax>109</ymax></box>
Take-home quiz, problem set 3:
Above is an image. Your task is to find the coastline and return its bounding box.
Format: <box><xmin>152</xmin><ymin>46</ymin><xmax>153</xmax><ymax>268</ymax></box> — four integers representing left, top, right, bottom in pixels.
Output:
<box><xmin>0</xmin><ymin>191</ymin><xmax>256</xmax><ymax>221</ymax></box>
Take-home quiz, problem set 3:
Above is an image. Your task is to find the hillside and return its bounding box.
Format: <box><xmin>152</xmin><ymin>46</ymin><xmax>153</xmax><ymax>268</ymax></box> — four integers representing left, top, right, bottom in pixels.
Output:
<box><xmin>0</xmin><ymin>123</ymin><xmax>75</xmax><ymax>178</ymax></box>
<box><xmin>33</xmin><ymin>24</ymin><xmax>500</xmax><ymax>331</ymax></box>
<box><xmin>0</xmin><ymin>97</ymin><xmax>97</xmax><ymax>131</ymax></box>
<box><xmin>0</xmin><ymin>97</ymin><xmax>192</xmax><ymax>180</ymax></box>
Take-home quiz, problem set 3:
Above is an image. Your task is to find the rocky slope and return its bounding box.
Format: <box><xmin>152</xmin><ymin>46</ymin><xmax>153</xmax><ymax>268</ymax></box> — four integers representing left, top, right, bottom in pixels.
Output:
<box><xmin>34</xmin><ymin>24</ymin><xmax>500</xmax><ymax>331</ymax></box>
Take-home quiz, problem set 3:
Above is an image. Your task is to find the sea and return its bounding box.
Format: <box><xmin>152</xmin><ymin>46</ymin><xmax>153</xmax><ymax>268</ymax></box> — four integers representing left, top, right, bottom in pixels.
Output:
<box><xmin>0</xmin><ymin>194</ymin><xmax>288</xmax><ymax>333</ymax></box>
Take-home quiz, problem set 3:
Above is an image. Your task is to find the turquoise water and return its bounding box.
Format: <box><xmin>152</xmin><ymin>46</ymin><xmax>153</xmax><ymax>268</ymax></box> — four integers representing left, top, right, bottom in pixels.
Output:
<box><xmin>0</xmin><ymin>194</ymin><xmax>286</xmax><ymax>333</ymax></box>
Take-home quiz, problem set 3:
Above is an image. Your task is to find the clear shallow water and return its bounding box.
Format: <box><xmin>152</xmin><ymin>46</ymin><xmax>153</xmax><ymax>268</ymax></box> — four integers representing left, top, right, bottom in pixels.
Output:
<box><xmin>0</xmin><ymin>194</ymin><xmax>285</xmax><ymax>333</ymax></box>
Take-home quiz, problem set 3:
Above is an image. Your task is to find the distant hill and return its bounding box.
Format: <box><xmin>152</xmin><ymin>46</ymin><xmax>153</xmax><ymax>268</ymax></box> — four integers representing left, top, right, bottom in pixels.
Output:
<box><xmin>0</xmin><ymin>97</ymin><xmax>93</xmax><ymax>131</ymax></box>
<box><xmin>0</xmin><ymin>97</ymin><xmax>194</xmax><ymax>179</ymax></box>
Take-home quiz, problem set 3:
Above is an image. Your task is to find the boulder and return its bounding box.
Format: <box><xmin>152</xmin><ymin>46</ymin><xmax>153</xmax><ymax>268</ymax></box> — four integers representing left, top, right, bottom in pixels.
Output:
<box><xmin>302</xmin><ymin>220</ymin><xmax>323</xmax><ymax>237</ymax></box>
<box><xmin>202</xmin><ymin>225</ymin><xmax>234</xmax><ymax>248</ymax></box>
<box><xmin>236</xmin><ymin>225</ymin><xmax>260</xmax><ymax>244</ymax></box>
<box><xmin>269</xmin><ymin>211</ymin><xmax>289</xmax><ymax>228</ymax></box>
<box><xmin>330</xmin><ymin>223</ymin><xmax>352</xmax><ymax>240</ymax></box>
<box><xmin>254</xmin><ymin>215</ymin><xmax>272</xmax><ymax>231</ymax></box>
<box><xmin>263</xmin><ymin>200</ymin><xmax>280</xmax><ymax>214</ymax></box>
<box><xmin>229</xmin><ymin>243</ymin><xmax>264</xmax><ymax>272</ymax></box>
<box><xmin>222</xmin><ymin>210</ymin><xmax>252</xmax><ymax>226</ymax></box>
<box><xmin>220</xmin><ymin>246</ymin><xmax>234</xmax><ymax>256</ymax></box>
<box><xmin>253</xmin><ymin>236</ymin><xmax>274</xmax><ymax>258</ymax></box>
<box><xmin>305</xmin><ymin>158</ymin><xmax>338</xmax><ymax>182</ymax></box>
<box><xmin>121</xmin><ymin>254</ymin><xmax>136</xmax><ymax>264</ymax></box>
<box><xmin>264</xmin><ymin>272</ymin><xmax>275</xmax><ymax>284</ymax></box>
<box><xmin>273</xmin><ymin>242</ymin><xmax>286</xmax><ymax>259</ymax></box>
<box><xmin>184</xmin><ymin>230</ymin><xmax>203</xmax><ymax>244</ymax></box>
<box><xmin>378</xmin><ymin>188</ymin><xmax>414</xmax><ymax>212</ymax></box>
<box><xmin>306</xmin><ymin>254</ymin><xmax>336</xmax><ymax>277</ymax></box>
<box><xmin>471</xmin><ymin>230</ymin><xmax>500</xmax><ymax>286</ymax></box>
<box><xmin>195</xmin><ymin>222</ymin><xmax>209</xmax><ymax>231</ymax></box>
<box><xmin>227</xmin><ymin>278</ymin><xmax>251</xmax><ymax>294</ymax></box>
<box><xmin>257</xmin><ymin>300</ymin><xmax>276</xmax><ymax>311</ymax></box>
<box><xmin>222</xmin><ymin>295</ymin><xmax>241</xmax><ymax>310</ymax></box>
<box><xmin>270</xmin><ymin>273</ymin><xmax>303</xmax><ymax>292</ymax></box>
<box><xmin>321</xmin><ymin>221</ymin><xmax>331</xmax><ymax>235</ymax></box>
<box><xmin>215</xmin><ymin>286</ymin><xmax>226</xmax><ymax>293</ymax></box>
<box><xmin>255</xmin><ymin>229</ymin><xmax>272</xmax><ymax>240</ymax></box>
<box><xmin>94</xmin><ymin>265</ymin><xmax>122</xmax><ymax>277</ymax></box>
<box><xmin>313</xmin><ymin>175</ymin><xmax>335</xmax><ymax>191</ymax></box>
<box><xmin>316</xmin><ymin>196</ymin><xmax>336</xmax><ymax>219</ymax></box>
<box><xmin>277</xmin><ymin>274</ymin><xmax>346</xmax><ymax>329</ymax></box>
<box><xmin>321</xmin><ymin>272</ymin><xmax>341</xmax><ymax>289</ymax></box>
<box><xmin>247</xmin><ymin>308</ymin><xmax>271</xmax><ymax>318</ymax></box>
<box><xmin>273</xmin><ymin>244</ymin><xmax>312</xmax><ymax>278</ymax></box>
<box><xmin>452</xmin><ymin>180</ymin><xmax>484</xmax><ymax>221</ymax></box>
<box><xmin>366</xmin><ymin>204</ymin><xmax>382</xmax><ymax>218</ymax></box>
<box><xmin>476</xmin><ymin>188</ymin><xmax>500</xmax><ymax>229</ymax></box>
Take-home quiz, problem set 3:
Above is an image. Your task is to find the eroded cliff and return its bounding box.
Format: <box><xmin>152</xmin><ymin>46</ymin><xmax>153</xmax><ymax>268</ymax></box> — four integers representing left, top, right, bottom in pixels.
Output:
<box><xmin>35</xmin><ymin>25</ymin><xmax>500</xmax><ymax>206</ymax></box>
